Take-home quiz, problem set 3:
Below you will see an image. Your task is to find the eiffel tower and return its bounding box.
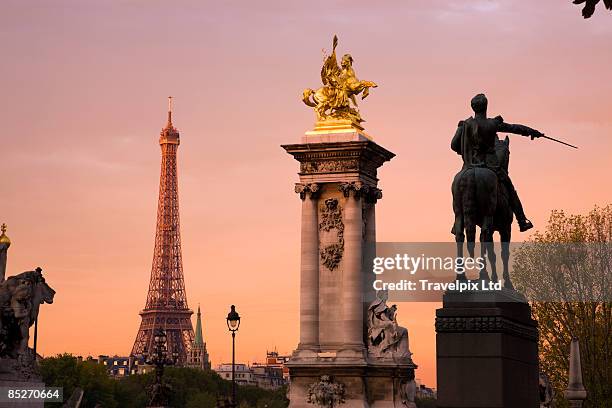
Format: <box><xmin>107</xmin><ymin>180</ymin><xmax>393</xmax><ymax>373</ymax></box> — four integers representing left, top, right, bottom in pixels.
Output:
<box><xmin>131</xmin><ymin>97</ymin><xmax>194</xmax><ymax>363</ymax></box>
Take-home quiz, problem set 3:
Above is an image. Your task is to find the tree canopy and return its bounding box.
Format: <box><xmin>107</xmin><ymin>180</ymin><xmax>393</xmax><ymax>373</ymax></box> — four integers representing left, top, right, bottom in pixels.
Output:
<box><xmin>39</xmin><ymin>354</ymin><xmax>288</xmax><ymax>407</ymax></box>
<box><xmin>512</xmin><ymin>205</ymin><xmax>612</xmax><ymax>407</ymax></box>
<box><xmin>573</xmin><ymin>0</ymin><xmax>612</xmax><ymax>18</ymax></box>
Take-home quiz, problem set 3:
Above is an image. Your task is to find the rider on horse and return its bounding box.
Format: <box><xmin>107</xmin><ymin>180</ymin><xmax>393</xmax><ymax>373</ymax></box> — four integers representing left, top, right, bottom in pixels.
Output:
<box><xmin>451</xmin><ymin>93</ymin><xmax>544</xmax><ymax>232</ymax></box>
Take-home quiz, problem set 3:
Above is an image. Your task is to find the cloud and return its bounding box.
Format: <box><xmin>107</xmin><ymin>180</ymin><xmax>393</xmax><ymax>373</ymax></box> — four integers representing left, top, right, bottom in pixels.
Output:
<box><xmin>435</xmin><ymin>0</ymin><xmax>504</xmax><ymax>21</ymax></box>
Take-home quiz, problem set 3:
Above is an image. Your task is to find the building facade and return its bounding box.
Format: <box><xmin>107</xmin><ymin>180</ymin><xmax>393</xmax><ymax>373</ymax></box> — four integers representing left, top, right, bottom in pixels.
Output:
<box><xmin>214</xmin><ymin>363</ymin><xmax>256</xmax><ymax>386</ymax></box>
<box><xmin>415</xmin><ymin>378</ymin><xmax>437</xmax><ymax>399</ymax></box>
<box><xmin>263</xmin><ymin>350</ymin><xmax>290</xmax><ymax>381</ymax></box>
<box><xmin>251</xmin><ymin>364</ymin><xmax>285</xmax><ymax>390</ymax></box>
<box><xmin>213</xmin><ymin>350</ymin><xmax>290</xmax><ymax>390</ymax></box>
<box><xmin>95</xmin><ymin>355</ymin><xmax>150</xmax><ymax>377</ymax></box>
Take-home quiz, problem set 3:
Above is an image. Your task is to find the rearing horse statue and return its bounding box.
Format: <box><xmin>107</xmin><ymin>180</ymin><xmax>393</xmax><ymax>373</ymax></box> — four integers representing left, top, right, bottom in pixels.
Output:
<box><xmin>302</xmin><ymin>35</ymin><xmax>377</xmax><ymax>126</ymax></box>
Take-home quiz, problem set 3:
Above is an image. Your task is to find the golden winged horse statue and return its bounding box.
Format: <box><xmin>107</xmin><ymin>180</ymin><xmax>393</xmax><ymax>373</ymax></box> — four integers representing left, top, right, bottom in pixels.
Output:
<box><xmin>302</xmin><ymin>35</ymin><xmax>377</xmax><ymax>127</ymax></box>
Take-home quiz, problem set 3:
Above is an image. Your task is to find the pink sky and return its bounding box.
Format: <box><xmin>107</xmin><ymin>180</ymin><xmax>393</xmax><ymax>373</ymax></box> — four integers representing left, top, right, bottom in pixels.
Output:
<box><xmin>2</xmin><ymin>0</ymin><xmax>611</xmax><ymax>387</ymax></box>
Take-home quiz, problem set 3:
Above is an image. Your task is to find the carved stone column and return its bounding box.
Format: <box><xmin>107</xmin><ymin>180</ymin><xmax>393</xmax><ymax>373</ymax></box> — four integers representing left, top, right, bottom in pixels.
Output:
<box><xmin>283</xmin><ymin>131</ymin><xmax>398</xmax><ymax>408</ymax></box>
<box><xmin>339</xmin><ymin>182</ymin><xmax>366</xmax><ymax>353</ymax></box>
<box><xmin>295</xmin><ymin>183</ymin><xmax>320</xmax><ymax>353</ymax></box>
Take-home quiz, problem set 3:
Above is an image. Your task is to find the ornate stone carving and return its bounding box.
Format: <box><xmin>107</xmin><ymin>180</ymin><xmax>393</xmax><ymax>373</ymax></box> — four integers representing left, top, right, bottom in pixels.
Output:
<box><xmin>319</xmin><ymin>199</ymin><xmax>344</xmax><ymax>271</ymax></box>
<box><xmin>339</xmin><ymin>182</ymin><xmax>382</xmax><ymax>202</ymax></box>
<box><xmin>295</xmin><ymin>183</ymin><xmax>320</xmax><ymax>199</ymax></box>
<box><xmin>0</xmin><ymin>267</ymin><xmax>55</xmax><ymax>380</ymax></box>
<box><xmin>300</xmin><ymin>159</ymin><xmax>359</xmax><ymax>174</ymax></box>
<box><xmin>397</xmin><ymin>378</ymin><xmax>417</xmax><ymax>408</ymax></box>
<box><xmin>306</xmin><ymin>375</ymin><xmax>346</xmax><ymax>407</ymax></box>
<box><xmin>365</xmin><ymin>187</ymin><xmax>382</xmax><ymax>203</ymax></box>
<box><xmin>367</xmin><ymin>290</ymin><xmax>412</xmax><ymax>360</ymax></box>
<box><xmin>320</xmin><ymin>244</ymin><xmax>343</xmax><ymax>272</ymax></box>
<box><xmin>283</xmin><ymin>141</ymin><xmax>395</xmax><ymax>182</ymax></box>
<box><xmin>339</xmin><ymin>181</ymin><xmax>365</xmax><ymax>198</ymax></box>
<box><xmin>435</xmin><ymin>315</ymin><xmax>538</xmax><ymax>341</ymax></box>
<box><xmin>539</xmin><ymin>371</ymin><xmax>555</xmax><ymax>408</ymax></box>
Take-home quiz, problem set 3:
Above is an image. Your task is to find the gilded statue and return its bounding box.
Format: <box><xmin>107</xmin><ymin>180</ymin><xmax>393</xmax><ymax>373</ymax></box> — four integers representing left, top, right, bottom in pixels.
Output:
<box><xmin>302</xmin><ymin>35</ymin><xmax>377</xmax><ymax>128</ymax></box>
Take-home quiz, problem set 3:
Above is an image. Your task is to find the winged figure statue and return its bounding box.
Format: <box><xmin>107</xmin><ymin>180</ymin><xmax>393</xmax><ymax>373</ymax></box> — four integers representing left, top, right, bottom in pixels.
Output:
<box><xmin>302</xmin><ymin>35</ymin><xmax>377</xmax><ymax>127</ymax></box>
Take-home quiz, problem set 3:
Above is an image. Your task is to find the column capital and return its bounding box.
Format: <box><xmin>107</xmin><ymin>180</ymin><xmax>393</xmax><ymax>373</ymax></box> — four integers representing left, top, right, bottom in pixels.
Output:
<box><xmin>339</xmin><ymin>181</ymin><xmax>365</xmax><ymax>198</ymax></box>
<box><xmin>339</xmin><ymin>182</ymin><xmax>382</xmax><ymax>202</ymax></box>
<box><xmin>295</xmin><ymin>183</ymin><xmax>320</xmax><ymax>199</ymax></box>
<box><xmin>365</xmin><ymin>187</ymin><xmax>383</xmax><ymax>204</ymax></box>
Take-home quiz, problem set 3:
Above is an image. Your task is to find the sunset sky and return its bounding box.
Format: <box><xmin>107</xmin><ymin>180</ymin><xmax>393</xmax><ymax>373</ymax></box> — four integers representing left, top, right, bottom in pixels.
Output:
<box><xmin>2</xmin><ymin>0</ymin><xmax>611</xmax><ymax>387</ymax></box>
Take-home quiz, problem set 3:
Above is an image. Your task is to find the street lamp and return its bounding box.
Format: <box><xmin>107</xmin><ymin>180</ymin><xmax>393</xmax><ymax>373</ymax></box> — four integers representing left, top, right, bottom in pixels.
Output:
<box><xmin>142</xmin><ymin>327</ymin><xmax>179</xmax><ymax>407</ymax></box>
<box><xmin>226</xmin><ymin>305</ymin><xmax>241</xmax><ymax>407</ymax></box>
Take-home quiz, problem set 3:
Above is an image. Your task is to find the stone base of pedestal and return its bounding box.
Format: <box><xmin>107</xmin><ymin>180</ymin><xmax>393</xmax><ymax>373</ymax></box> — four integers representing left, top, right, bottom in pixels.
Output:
<box><xmin>435</xmin><ymin>289</ymin><xmax>539</xmax><ymax>408</ymax></box>
<box><xmin>0</xmin><ymin>356</ymin><xmax>44</xmax><ymax>408</ymax></box>
<box><xmin>287</xmin><ymin>358</ymin><xmax>417</xmax><ymax>408</ymax></box>
<box><xmin>0</xmin><ymin>380</ymin><xmax>45</xmax><ymax>408</ymax></box>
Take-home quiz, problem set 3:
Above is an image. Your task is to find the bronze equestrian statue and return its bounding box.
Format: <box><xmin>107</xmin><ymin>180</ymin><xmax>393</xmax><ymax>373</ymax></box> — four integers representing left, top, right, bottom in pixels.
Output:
<box><xmin>451</xmin><ymin>93</ymin><xmax>545</xmax><ymax>286</ymax></box>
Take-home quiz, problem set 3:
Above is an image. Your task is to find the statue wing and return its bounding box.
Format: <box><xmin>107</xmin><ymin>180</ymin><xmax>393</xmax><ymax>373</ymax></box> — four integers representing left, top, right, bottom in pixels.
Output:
<box><xmin>321</xmin><ymin>54</ymin><xmax>341</xmax><ymax>86</ymax></box>
<box><xmin>321</xmin><ymin>35</ymin><xmax>341</xmax><ymax>86</ymax></box>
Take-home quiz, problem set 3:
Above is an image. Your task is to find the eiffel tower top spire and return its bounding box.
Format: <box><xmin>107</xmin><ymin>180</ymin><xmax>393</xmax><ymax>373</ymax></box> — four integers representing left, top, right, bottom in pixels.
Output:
<box><xmin>160</xmin><ymin>96</ymin><xmax>179</xmax><ymax>145</ymax></box>
<box><xmin>167</xmin><ymin>96</ymin><xmax>173</xmax><ymax>127</ymax></box>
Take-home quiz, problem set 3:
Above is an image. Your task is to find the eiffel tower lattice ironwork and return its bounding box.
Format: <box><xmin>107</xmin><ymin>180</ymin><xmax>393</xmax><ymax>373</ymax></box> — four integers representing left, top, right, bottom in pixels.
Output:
<box><xmin>131</xmin><ymin>97</ymin><xmax>194</xmax><ymax>364</ymax></box>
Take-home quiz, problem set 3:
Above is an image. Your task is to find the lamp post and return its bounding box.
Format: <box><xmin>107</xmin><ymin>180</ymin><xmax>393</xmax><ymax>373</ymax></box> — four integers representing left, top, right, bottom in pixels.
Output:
<box><xmin>141</xmin><ymin>328</ymin><xmax>178</xmax><ymax>407</ymax></box>
<box><xmin>226</xmin><ymin>305</ymin><xmax>241</xmax><ymax>408</ymax></box>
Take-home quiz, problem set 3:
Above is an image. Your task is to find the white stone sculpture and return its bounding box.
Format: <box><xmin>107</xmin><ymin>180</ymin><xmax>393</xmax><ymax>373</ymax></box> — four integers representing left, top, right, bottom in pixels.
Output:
<box><xmin>367</xmin><ymin>290</ymin><xmax>412</xmax><ymax>360</ymax></box>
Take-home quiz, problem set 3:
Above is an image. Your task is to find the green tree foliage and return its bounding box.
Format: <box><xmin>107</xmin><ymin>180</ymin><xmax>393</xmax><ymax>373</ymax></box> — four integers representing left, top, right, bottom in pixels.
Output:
<box><xmin>40</xmin><ymin>356</ymin><xmax>288</xmax><ymax>407</ymax></box>
<box><xmin>184</xmin><ymin>391</ymin><xmax>217</xmax><ymax>408</ymax></box>
<box><xmin>415</xmin><ymin>396</ymin><xmax>437</xmax><ymax>407</ymax></box>
<box><xmin>235</xmin><ymin>384</ymin><xmax>288</xmax><ymax>408</ymax></box>
<box><xmin>512</xmin><ymin>205</ymin><xmax>612</xmax><ymax>407</ymax></box>
<box><xmin>40</xmin><ymin>354</ymin><xmax>117</xmax><ymax>407</ymax></box>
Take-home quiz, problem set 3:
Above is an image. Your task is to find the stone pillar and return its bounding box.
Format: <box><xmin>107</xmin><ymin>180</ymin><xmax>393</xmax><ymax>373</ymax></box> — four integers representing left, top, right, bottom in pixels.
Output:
<box><xmin>564</xmin><ymin>338</ymin><xmax>587</xmax><ymax>407</ymax></box>
<box><xmin>283</xmin><ymin>129</ymin><xmax>400</xmax><ymax>408</ymax></box>
<box><xmin>295</xmin><ymin>183</ymin><xmax>320</xmax><ymax>353</ymax></box>
<box><xmin>339</xmin><ymin>182</ymin><xmax>365</xmax><ymax>354</ymax></box>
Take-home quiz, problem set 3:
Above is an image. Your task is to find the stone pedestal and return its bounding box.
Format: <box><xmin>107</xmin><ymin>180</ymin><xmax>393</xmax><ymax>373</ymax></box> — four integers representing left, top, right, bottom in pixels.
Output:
<box><xmin>287</xmin><ymin>362</ymin><xmax>416</xmax><ymax>408</ymax></box>
<box><xmin>435</xmin><ymin>289</ymin><xmax>539</xmax><ymax>408</ymax></box>
<box><xmin>0</xmin><ymin>352</ymin><xmax>44</xmax><ymax>407</ymax></box>
<box><xmin>284</xmin><ymin>127</ymin><xmax>417</xmax><ymax>407</ymax></box>
<box><xmin>0</xmin><ymin>378</ymin><xmax>45</xmax><ymax>408</ymax></box>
